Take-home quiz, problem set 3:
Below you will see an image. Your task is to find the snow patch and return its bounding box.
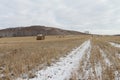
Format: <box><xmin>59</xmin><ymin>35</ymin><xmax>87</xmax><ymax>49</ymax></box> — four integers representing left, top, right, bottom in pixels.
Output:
<box><xmin>17</xmin><ymin>40</ymin><xmax>91</xmax><ymax>80</ymax></box>
<box><xmin>109</xmin><ymin>42</ymin><xmax>120</xmax><ymax>48</ymax></box>
<box><xmin>100</xmin><ymin>49</ymin><xmax>112</xmax><ymax>67</ymax></box>
<box><xmin>114</xmin><ymin>71</ymin><xmax>120</xmax><ymax>80</ymax></box>
<box><xmin>116</xmin><ymin>53</ymin><xmax>120</xmax><ymax>59</ymax></box>
<box><xmin>95</xmin><ymin>62</ymin><xmax>102</xmax><ymax>80</ymax></box>
<box><xmin>78</xmin><ymin>45</ymin><xmax>93</xmax><ymax>80</ymax></box>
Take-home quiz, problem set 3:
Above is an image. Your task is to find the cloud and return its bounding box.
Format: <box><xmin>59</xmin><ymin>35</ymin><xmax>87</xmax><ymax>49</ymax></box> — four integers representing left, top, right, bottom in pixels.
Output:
<box><xmin>0</xmin><ymin>0</ymin><xmax>120</xmax><ymax>34</ymax></box>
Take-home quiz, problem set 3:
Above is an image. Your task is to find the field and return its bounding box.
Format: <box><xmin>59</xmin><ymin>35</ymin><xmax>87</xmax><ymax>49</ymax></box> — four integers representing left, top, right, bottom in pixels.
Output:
<box><xmin>0</xmin><ymin>35</ymin><xmax>120</xmax><ymax>80</ymax></box>
<box><xmin>0</xmin><ymin>35</ymin><xmax>89</xmax><ymax>80</ymax></box>
<box><xmin>76</xmin><ymin>36</ymin><xmax>120</xmax><ymax>80</ymax></box>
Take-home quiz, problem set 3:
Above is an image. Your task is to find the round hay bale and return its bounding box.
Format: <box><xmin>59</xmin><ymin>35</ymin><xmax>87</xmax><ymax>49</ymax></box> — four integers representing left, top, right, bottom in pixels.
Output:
<box><xmin>36</xmin><ymin>34</ymin><xmax>45</xmax><ymax>40</ymax></box>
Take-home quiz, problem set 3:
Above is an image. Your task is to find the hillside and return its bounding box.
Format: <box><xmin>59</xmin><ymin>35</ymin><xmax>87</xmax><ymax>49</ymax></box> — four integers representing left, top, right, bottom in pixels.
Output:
<box><xmin>114</xmin><ymin>34</ymin><xmax>120</xmax><ymax>36</ymax></box>
<box><xmin>0</xmin><ymin>25</ymin><xmax>85</xmax><ymax>37</ymax></box>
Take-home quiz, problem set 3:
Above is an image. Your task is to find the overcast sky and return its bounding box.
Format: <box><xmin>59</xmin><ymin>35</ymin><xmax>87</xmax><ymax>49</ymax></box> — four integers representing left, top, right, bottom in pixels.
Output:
<box><xmin>0</xmin><ymin>0</ymin><xmax>120</xmax><ymax>35</ymax></box>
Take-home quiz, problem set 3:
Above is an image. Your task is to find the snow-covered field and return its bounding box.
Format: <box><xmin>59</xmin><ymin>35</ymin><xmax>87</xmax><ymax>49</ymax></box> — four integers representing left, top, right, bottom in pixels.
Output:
<box><xmin>17</xmin><ymin>40</ymin><xmax>91</xmax><ymax>80</ymax></box>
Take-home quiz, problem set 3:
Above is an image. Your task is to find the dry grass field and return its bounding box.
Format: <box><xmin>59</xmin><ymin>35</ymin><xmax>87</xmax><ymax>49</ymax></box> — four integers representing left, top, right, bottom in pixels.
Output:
<box><xmin>0</xmin><ymin>35</ymin><xmax>89</xmax><ymax>80</ymax></box>
<box><xmin>0</xmin><ymin>35</ymin><xmax>120</xmax><ymax>80</ymax></box>
<box><xmin>70</xmin><ymin>36</ymin><xmax>120</xmax><ymax>80</ymax></box>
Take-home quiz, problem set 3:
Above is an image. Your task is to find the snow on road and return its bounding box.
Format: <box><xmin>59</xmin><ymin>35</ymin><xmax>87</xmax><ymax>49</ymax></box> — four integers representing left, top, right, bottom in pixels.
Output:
<box><xmin>78</xmin><ymin>45</ymin><xmax>93</xmax><ymax>80</ymax></box>
<box><xmin>109</xmin><ymin>42</ymin><xmax>120</xmax><ymax>48</ymax></box>
<box><xmin>17</xmin><ymin>40</ymin><xmax>91</xmax><ymax>80</ymax></box>
<box><xmin>95</xmin><ymin>62</ymin><xmax>102</xmax><ymax>80</ymax></box>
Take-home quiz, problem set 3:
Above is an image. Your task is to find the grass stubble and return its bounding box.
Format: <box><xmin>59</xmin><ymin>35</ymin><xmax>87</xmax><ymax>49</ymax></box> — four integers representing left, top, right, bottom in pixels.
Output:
<box><xmin>0</xmin><ymin>35</ymin><xmax>120</xmax><ymax>80</ymax></box>
<box><xmin>0</xmin><ymin>35</ymin><xmax>89</xmax><ymax>80</ymax></box>
<box><xmin>70</xmin><ymin>36</ymin><xmax>120</xmax><ymax>80</ymax></box>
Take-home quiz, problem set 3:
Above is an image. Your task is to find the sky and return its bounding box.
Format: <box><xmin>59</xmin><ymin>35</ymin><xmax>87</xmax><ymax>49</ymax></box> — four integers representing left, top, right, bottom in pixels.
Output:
<box><xmin>0</xmin><ymin>0</ymin><xmax>120</xmax><ymax>35</ymax></box>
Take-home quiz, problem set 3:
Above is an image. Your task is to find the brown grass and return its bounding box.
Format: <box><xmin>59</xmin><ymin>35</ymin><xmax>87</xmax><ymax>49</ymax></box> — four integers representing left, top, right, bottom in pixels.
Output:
<box><xmin>91</xmin><ymin>36</ymin><xmax>120</xmax><ymax>80</ymax></box>
<box><xmin>74</xmin><ymin>36</ymin><xmax>120</xmax><ymax>80</ymax></box>
<box><xmin>0</xmin><ymin>35</ymin><xmax>119</xmax><ymax>80</ymax></box>
<box><xmin>0</xmin><ymin>35</ymin><xmax>89</xmax><ymax>79</ymax></box>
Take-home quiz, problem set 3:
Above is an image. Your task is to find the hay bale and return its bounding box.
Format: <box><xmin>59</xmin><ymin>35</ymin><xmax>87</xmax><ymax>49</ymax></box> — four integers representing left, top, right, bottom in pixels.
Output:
<box><xmin>58</xmin><ymin>35</ymin><xmax>65</xmax><ymax>38</ymax></box>
<box><xmin>36</xmin><ymin>34</ymin><xmax>45</xmax><ymax>40</ymax></box>
<box><xmin>0</xmin><ymin>36</ymin><xmax>3</xmax><ymax>38</ymax></box>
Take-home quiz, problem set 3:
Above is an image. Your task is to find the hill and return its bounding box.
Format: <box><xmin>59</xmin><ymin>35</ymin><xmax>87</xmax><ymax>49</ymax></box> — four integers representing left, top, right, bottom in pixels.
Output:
<box><xmin>0</xmin><ymin>25</ymin><xmax>85</xmax><ymax>37</ymax></box>
<box><xmin>114</xmin><ymin>34</ymin><xmax>120</xmax><ymax>36</ymax></box>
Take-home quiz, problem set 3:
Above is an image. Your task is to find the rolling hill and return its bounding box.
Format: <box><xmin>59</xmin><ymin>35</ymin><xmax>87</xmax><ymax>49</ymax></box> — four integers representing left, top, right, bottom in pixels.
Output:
<box><xmin>0</xmin><ymin>25</ymin><xmax>85</xmax><ymax>37</ymax></box>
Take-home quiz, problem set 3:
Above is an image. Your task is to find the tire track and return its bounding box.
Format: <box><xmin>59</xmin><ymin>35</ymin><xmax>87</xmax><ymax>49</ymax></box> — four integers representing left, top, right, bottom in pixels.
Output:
<box><xmin>17</xmin><ymin>40</ymin><xmax>91</xmax><ymax>80</ymax></box>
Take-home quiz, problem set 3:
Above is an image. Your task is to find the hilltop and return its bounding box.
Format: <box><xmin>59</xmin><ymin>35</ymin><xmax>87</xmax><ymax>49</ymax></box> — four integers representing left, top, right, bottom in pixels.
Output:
<box><xmin>0</xmin><ymin>25</ymin><xmax>85</xmax><ymax>37</ymax></box>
